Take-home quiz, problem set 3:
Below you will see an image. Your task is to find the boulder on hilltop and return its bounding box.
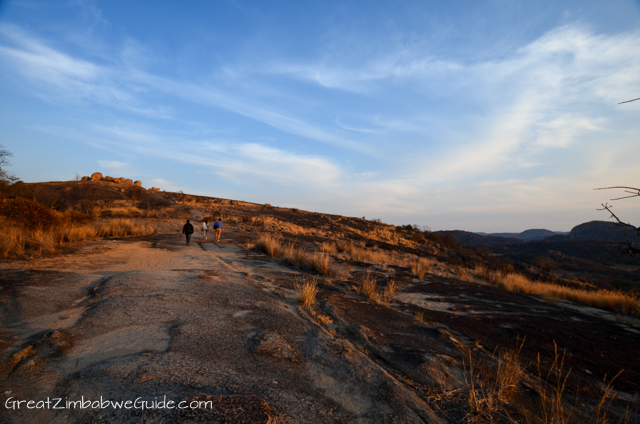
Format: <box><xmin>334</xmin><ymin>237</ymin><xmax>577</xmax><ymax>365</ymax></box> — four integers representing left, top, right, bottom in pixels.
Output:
<box><xmin>134</xmin><ymin>180</ymin><xmax>142</xmax><ymax>186</ymax></box>
<box><xmin>91</xmin><ymin>172</ymin><xmax>103</xmax><ymax>181</ymax></box>
<box><xmin>103</xmin><ymin>176</ymin><xmax>116</xmax><ymax>182</ymax></box>
<box><xmin>81</xmin><ymin>176</ymin><xmax>90</xmax><ymax>181</ymax></box>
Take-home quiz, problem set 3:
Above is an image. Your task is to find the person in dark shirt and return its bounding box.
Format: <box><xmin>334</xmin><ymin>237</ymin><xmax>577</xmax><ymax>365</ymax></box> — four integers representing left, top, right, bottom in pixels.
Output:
<box><xmin>182</xmin><ymin>219</ymin><xmax>194</xmax><ymax>246</ymax></box>
<box><xmin>213</xmin><ymin>218</ymin><xmax>224</xmax><ymax>242</ymax></box>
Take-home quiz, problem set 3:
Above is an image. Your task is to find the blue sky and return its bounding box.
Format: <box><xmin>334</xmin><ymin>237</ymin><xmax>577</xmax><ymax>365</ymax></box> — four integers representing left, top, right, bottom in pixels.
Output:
<box><xmin>0</xmin><ymin>0</ymin><xmax>639</xmax><ymax>232</ymax></box>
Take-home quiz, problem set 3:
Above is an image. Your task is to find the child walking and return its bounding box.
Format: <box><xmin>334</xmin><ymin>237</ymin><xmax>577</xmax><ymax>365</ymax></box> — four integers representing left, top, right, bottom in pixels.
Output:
<box><xmin>202</xmin><ymin>220</ymin><xmax>209</xmax><ymax>239</ymax></box>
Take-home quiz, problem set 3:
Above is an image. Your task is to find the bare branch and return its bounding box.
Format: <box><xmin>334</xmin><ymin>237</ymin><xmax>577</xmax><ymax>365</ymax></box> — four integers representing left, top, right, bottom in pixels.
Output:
<box><xmin>597</xmin><ymin>203</ymin><xmax>640</xmax><ymax>257</ymax></box>
<box><xmin>594</xmin><ymin>186</ymin><xmax>640</xmax><ymax>192</ymax></box>
<box><xmin>619</xmin><ymin>97</ymin><xmax>640</xmax><ymax>104</ymax></box>
<box><xmin>593</xmin><ymin>186</ymin><xmax>640</xmax><ymax>201</ymax></box>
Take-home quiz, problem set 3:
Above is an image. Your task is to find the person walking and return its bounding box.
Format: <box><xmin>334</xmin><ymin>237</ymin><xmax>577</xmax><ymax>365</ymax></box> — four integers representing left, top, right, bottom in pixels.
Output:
<box><xmin>213</xmin><ymin>218</ymin><xmax>223</xmax><ymax>242</ymax></box>
<box><xmin>182</xmin><ymin>219</ymin><xmax>194</xmax><ymax>246</ymax></box>
<box><xmin>202</xmin><ymin>220</ymin><xmax>209</xmax><ymax>240</ymax></box>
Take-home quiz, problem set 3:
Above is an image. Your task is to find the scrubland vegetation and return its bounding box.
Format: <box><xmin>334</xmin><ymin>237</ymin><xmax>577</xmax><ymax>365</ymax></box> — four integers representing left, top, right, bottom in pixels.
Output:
<box><xmin>471</xmin><ymin>266</ymin><xmax>640</xmax><ymax>317</ymax></box>
<box><xmin>1</xmin><ymin>175</ymin><xmax>638</xmax><ymax>423</ymax></box>
<box><xmin>0</xmin><ymin>182</ymin><xmax>175</xmax><ymax>257</ymax></box>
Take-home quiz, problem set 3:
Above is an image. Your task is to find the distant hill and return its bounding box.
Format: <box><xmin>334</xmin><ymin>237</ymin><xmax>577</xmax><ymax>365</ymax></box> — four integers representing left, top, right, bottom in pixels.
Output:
<box><xmin>451</xmin><ymin>221</ymin><xmax>630</xmax><ymax>246</ymax></box>
<box><xmin>441</xmin><ymin>220</ymin><xmax>640</xmax><ymax>288</ymax></box>
<box><xmin>565</xmin><ymin>220</ymin><xmax>633</xmax><ymax>242</ymax></box>
<box><xmin>440</xmin><ymin>230</ymin><xmax>523</xmax><ymax>247</ymax></box>
<box><xmin>478</xmin><ymin>229</ymin><xmax>568</xmax><ymax>241</ymax></box>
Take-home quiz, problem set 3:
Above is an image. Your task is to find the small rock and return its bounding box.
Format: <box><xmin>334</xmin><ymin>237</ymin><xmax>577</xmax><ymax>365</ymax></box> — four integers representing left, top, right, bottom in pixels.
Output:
<box><xmin>81</xmin><ymin>176</ymin><xmax>90</xmax><ymax>181</ymax></box>
<box><xmin>103</xmin><ymin>176</ymin><xmax>116</xmax><ymax>182</ymax></box>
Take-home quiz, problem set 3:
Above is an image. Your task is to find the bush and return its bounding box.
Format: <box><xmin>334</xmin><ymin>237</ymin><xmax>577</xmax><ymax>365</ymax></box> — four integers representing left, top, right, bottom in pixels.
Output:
<box><xmin>137</xmin><ymin>194</ymin><xmax>172</xmax><ymax>210</ymax></box>
<box><xmin>0</xmin><ymin>198</ymin><xmax>61</xmax><ymax>229</ymax></box>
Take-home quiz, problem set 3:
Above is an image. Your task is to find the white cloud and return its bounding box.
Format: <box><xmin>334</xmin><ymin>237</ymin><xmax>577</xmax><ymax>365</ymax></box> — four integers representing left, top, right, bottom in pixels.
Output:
<box><xmin>0</xmin><ymin>25</ymin><xmax>368</xmax><ymax>153</ymax></box>
<box><xmin>148</xmin><ymin>178</ymin><xmax>170</xmax><ymax>187</ymax></box>
<box><xmin>534</xmin><ymin>116</ymin><xmax>603</xmax><ymax>148</ymax></box>
<box><xmin>96</xmin><ymin>160</ymin><xmax>128</xmax><ymax>171</ymax></box>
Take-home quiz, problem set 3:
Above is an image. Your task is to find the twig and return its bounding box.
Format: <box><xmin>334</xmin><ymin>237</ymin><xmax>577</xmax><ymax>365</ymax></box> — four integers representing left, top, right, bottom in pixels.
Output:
<box><xmin>597</xmin><ymin>203</ymin><xmax>640</xmax><ymax>257</ymax></box>
<box><xmin>618</xmin><ymin>97</ymin><xmax>640</xmax><ymax>104</ymax></box>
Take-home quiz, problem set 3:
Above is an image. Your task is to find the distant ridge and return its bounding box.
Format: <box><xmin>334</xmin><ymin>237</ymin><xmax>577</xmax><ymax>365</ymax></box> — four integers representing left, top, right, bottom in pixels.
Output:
<box><xmin>444</xmin><ymin>220</ymin><xmax>631</xmax><ymax>246</ymax></box>
<box><xmin>480</xmin><ymin>229</ymin><xmax>567</xmax><ymax>241</ymax></box>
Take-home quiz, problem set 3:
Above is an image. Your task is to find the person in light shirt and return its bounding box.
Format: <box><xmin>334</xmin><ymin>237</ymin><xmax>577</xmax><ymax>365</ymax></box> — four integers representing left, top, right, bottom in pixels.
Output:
<box><xmin>201</xmin><ymin>220</ymin><xmax>208</xmax><ymax>240</ymax></box>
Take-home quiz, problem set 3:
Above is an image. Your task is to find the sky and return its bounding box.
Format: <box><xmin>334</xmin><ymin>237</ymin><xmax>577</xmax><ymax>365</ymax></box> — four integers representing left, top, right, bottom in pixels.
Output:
<box><xmin>0</xmin><ymin>0</ymin><xmax>639</xmax><ymax>232</ymax></box>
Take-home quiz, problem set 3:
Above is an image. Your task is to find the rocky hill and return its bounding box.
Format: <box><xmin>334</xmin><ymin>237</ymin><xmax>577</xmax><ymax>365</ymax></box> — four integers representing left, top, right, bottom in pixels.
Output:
<box><xmin>0</xmin><ymin>178</ymin><xmax>639</xmax><ymax>423</ymax></box>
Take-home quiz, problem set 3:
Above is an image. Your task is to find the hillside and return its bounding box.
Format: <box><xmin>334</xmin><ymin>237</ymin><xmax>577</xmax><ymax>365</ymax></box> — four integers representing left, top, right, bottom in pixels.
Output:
<box><xmin>1</xmin><ymin>178</ymin><xmax>639</xmax><ymax>423</ymax></box>
<box><xmin>481</xmin><ymin>229</ymin><xmax>566</xmax><ymax>241</ymax></box>
<box><xmin>440</xmin><ymin>221</ymin><xmax>640</xmax><ymax>290</ymax></box>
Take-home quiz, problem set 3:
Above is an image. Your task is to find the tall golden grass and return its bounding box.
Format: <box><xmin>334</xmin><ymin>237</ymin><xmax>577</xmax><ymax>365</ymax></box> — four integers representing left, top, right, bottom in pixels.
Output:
<box><xmin>335</xmin><ymin>240</ymin><xmax>402</xmax><ymax>265</ymax></box>
<box><xmin>411</xmin><ymin>257</ymin><xmax>433</xmax><ymax>279</ymax></box>
<box><xmin>295</xmin><ymin>277</ymin><xmax>319</xmax><ymax>308</ymax></box>
<box><xmin>0</xmin><ymin>219</ymin><xmax>157</xmax><ymax>258</ymax></box>
<box><xmin>243</xmin><ymin>216</ymin><xmax>327</xmax><ymax>236</ymax></box>
<box><xmin>357</xmin><ymin>272</ymin><xmax>380</xmax><ymax>302</ymax></box>
<box><xmin>253</xmin><ymin>235</ymin><xmax>344</xmax><ymax>278</ymax></box>
<box><xmin>471</xmin><ymin>266</ymin><xmax>640</xmax><ymax>317</ymax></box>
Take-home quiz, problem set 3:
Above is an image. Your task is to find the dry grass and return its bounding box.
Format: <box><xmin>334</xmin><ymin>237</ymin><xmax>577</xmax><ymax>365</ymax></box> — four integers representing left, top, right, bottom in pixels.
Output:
<box><xmin>455</xmin><ymin>266</ymin><xmax>474</xmax><ymax>282</ymax></box>
<box><xmin>383</xmin><ymin>279</ymin><xmax>399</xmax><ymax>298</ymax></box>
<box><xmin>295</xmin><ymin>277</ymin><xmax>319</xmax><ymax>308</ymax></box>
<box><xmin>310</xmin><ymin>252</ymin><xmax>331</xmax><ymax>276</ymax></box>
<box><xmin>336</xmin><ymin>240</ymin><xmax>401</xmax><ymax>266</ymax></box>
<box><xmin>315</xmin><ymin>314</ymin><xmax>333</xmax><ymax>325</ymax></box>
<box><xmin>464</xmin><ymin>340</ymin><xmax>525</xmax><ymax>422</ymax></box>
<box><xmin>94</xmin><ymin>219</ymin><xmax>156</xmax><ymax>237</ymax></box>
<box><xmin>411</xmin><ymin>257</ymin><xmax>432</xmax><ymax>279</ymax></box>
<box><xmin>461</xmin><ymin>339</ymin><xmax>630</xmax><ymax>423</ymax></box>
<box><xmin>357</xmin><ymin>272</ymin><xmax>381</xmax><ymax>302</ymax></box>
<box><xmin>0</xmin><ymin>218</ymin><xmax>156</xmax><ymax>258</ymax></box>
<box><xmin>346</xmin><ymin>223</ymin><xmax>416</xmax><ymax>248</ymax></box>
<box><xmin>253</xmin><ymin>234</ymin><xmax>287</xmax><ymax>258</ymax></box>
<box><xmin>536</xmin><ymin>342</ymin><xmax>573</xmax><ymax>424</ymax></box>
<box><xmin>355</xmin><ymin>273</ymin><xmax>397</xmax><ymax>305</ymax></box>
<box><xmin>253</xmin><ymin>234</ymin><xmax>344</xmax><ymax>278</ymax></box>
<box><xmin>320</xmin><ymin>242</ymin><xmax>337</xmax><ymax>254</ymax></box>
<box><xmin>286</xmin><ymin>246</ymin><xmax>311</xmax><ymax>267</ymax></box>
<box><xmin>243</xmin><ymin>215</ymin><xmax>327</xmax><ymax>236</ymax></box>
<box><xmin>490</xmin><ymin>271</ymin><xmax>640</xmax><ymax>317</ymax></box>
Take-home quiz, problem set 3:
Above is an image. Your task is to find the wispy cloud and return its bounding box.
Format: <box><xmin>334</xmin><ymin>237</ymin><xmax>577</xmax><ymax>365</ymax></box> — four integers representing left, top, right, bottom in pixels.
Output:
<box><xmin>96</xmin><ymin>160</ymin><xmax>128</xmax><ymax>171</ymax></box>
<box><xmin>0</xmin><ymin>24</ymin><xmax>368</xmax><ymax>153</ymax></box>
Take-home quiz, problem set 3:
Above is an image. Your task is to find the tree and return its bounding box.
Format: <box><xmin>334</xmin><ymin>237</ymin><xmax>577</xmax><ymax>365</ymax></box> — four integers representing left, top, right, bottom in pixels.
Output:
<box><xmin>596</xmin><ymin>186</ymin><xmax>640</xmax><ymax>256</ymax></box>
<box><xmin>0</xmin><ymin>145</ymin><xmax>18</xmax><ymax>184</ymax></box>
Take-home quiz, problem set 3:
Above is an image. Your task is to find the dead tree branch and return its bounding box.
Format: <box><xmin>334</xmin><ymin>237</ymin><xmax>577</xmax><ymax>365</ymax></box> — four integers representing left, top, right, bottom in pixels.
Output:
<box><xmin>597</xmin><ymin>202</ymin><xmax>640</xmax><ymax>257</ymax></box>
<box><xmin>619</xmin><ymin>97</ymin><xmax>640</xmax><ymax>104</ymax></box>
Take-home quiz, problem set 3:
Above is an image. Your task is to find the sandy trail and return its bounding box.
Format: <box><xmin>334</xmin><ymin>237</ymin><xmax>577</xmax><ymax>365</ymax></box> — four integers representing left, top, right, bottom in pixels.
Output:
<box><xmin>0</xmin><ymin>233</ymin><xmax>443</xmax><ymax>423</ymax></box>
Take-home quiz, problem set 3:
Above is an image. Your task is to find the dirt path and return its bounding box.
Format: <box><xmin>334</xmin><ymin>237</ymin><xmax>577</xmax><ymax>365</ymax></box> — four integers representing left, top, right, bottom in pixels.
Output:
<box><xmin>0</xmin><ymin>233</ymin><xmax>443</xmax><ymax>423</ymax></box>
